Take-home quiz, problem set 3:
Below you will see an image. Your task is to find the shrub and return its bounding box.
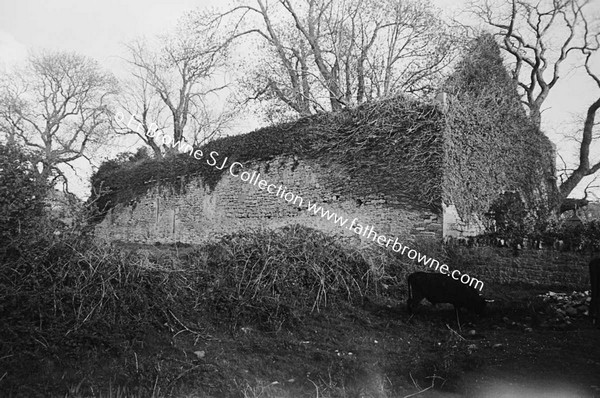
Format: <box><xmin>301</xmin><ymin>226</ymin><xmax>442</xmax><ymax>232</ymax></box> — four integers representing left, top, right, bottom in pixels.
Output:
<box><xmin>0</xmin><ymin>230</ymin><xmax>206</xmax><ymax>395</ymax></box>
<box><xmin>484</xmin><ymin>191</ymin><xmax>530</xmax><ymax>242</ymax></box>
<box><xmin>0</xmin><ymin>143</ymin><xmax>49</xmax><ymax>252</ymax></box>
<box><xmin>188</xmin><ymin>225</ymin><xmax>379</xmax><ymax>331</ymax></box>
<box><xmin>0</xmin><ymin>224</ymin><xmax>381</xmax><ymax>355</ymax></box>
<box><xmin>476</xmin><ymin>216</ymin><xmax>600</xmax><ymax>252</ymax></box>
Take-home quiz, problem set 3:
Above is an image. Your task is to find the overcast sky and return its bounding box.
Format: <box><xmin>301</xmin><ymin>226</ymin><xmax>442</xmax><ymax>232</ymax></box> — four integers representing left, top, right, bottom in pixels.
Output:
<box><xmin>1</xmin><ymin>0</ymin><xmax>599</xmax><ymax>199</ymax></box>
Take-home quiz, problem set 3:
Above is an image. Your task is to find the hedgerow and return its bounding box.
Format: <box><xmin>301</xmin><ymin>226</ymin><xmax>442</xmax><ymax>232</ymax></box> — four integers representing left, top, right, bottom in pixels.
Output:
<box><xmin>0</xmin><ymin>224</ymin><xmax>379</xmax><ymax>342</ymax></box>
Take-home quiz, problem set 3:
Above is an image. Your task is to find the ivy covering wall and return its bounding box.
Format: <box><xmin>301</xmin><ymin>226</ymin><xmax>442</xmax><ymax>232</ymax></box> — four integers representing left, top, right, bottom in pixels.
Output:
<box><xmin>442</xmin><ymin>34</ymin><xmax>557</xmax><ymax>224</ymax></box>
<box><xmin>90</xmin><ymin>34</ymin><xmax>557</xmax><ymax>231</ymax></box>
<box><xmin>90</xmin><ymin>98</ymin><xmax>444</xmax><ymax>221</ymax></box>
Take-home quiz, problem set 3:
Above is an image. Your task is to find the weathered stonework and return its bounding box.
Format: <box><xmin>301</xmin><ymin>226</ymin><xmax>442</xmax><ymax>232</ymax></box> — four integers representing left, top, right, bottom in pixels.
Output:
<box><xmin>94</xmin><ymin>83</ymin><xmax>556</xmax><ymax>248</ymax></box>
<box><xmin>95</xmin><ymin>155</ymin><xmax>443</xmax><ymax>245</ymax></box>
<box><xmin>457</xmin><ymin>247</ymin><xmax>592</xmax><ymax>290</ymax></box>
<box><xmin>442</xmin><ymin>203</ymin><xmax>485</xmax><ymax>239</ymax></box>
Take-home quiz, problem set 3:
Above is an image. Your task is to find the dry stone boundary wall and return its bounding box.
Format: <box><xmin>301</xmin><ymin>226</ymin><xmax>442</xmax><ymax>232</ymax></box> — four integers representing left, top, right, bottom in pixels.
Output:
<box><xmin>456</xmin><ymin>247</ymin><xmax>592</xmax><ymax>290</ymax></box>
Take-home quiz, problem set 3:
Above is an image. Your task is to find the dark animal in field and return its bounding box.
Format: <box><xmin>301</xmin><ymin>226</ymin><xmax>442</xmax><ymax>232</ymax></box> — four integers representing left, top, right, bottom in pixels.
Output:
<box><xmin>407</xmin><ymin>272</ymin><xmax>487</xmax><ymax>315</ymax></box>
<box><xmin>590</xmin><ymin>257</ymin><xmax>600</xmax><ymax>325</ymax></box>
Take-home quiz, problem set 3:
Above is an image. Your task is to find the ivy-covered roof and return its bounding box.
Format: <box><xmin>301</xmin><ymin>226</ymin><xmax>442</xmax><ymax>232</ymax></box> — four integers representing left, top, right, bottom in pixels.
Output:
<box><xmin>90</xmin><ymin>97</ymin><xmax>445</xmax><ymax>221</ymax></box>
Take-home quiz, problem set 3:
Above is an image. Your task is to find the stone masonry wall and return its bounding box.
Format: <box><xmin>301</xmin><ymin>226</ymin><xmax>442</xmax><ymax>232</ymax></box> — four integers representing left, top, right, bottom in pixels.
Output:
<box><xmin>94</xmin><ymin>155</ymin><xmax>443</xmax><ymax>246</ymax></box>
<box><xmin>94</xmin><ymin>152</ymin><xmax>592</xmax><ymax>291</ymax></box>
<box><xmin>442</xmin><ymin>203</ymin><xmax>485</xmax><ymax>239</ymax></box>
<box><xmin>456</xmin><ymin>246</ymin><xmax>592</xmax><ymax>290</ymax></box>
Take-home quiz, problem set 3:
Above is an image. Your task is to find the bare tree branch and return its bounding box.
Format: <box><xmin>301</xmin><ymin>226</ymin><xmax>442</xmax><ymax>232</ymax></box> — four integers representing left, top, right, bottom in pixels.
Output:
<box><xmin>198</xmin><ymin>0</ymin><xmax>460</xmax><ymax>121</ymax></box>
<box><xmin>123</xmin><ymin>15</ymin><xmax>231</xmax><ymax>154</ymax></box>
<box><xmin>0</xmin><ymin>50</ymin><xmax>117</xmax><ymax>187</ymax></box>
<box><xmin>471</xmin><ymin>0</ymin><xmax>600</xmax><ymax>212</ymax></box>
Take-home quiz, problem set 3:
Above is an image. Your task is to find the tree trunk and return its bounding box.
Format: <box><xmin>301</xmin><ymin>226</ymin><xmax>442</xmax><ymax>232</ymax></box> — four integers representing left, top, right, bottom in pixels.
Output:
<box><xmin>557</xmin><ymin>97</ymin><xmax>600</xmax><ymax>213</ymax></box>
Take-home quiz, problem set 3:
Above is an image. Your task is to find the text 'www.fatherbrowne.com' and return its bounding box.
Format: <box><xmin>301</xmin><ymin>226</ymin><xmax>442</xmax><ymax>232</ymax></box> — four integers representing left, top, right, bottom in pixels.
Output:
<box><xmin>116</xmin><ymin>111</ymin><xmax>484</xmax><ymax>291</ymax></box>
<box><xmin>227</xmin><ymin>165</ymin><xmax>484</xmax><ymax>292</ymax></box>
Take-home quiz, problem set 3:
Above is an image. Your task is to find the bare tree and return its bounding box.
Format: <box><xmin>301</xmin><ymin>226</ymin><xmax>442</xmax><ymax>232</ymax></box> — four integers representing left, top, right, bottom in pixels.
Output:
<box><xmin>0</xmin><ymin>74</ymin><xmax>26</xmax><ymax>146</ymax></box>
<box><xmin>195</xmin><ymin>0</ymin><xmax>459</xmax><ymax>119</ymax></box>
<box><xmin>123</xmin><ymin>18</ymin><xmax>231</xmax><ymax>154</ymax></box>
<box><xmin>471</xmin><ymin>0</ymin><xmax>600</xmax><ymax>211</ymax></box>
<box><xmin>559</xmin><ymin>49</ymin><xmax>600</xmax><ymax>211</ymax></box>
<box><xmin>112</xmin><ymin>76</ymin><xmax>169</xmax><ymax>158</ymax></box>
<box><xmin>0</xmin><ymin>50</ymin><xmax>117</xmax><ymax>190</ymax></box>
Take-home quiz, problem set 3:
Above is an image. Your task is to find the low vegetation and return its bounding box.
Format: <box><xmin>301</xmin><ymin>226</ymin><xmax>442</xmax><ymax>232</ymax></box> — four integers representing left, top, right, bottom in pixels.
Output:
<box><xmin>2</xmin><ymin>199</ymin><xmax>523</xmax><ymax>398</ymax></box>
<box><xmin>482</xmin><ymin>191</ymin><xmax>600</xmax><ymax>251</ymax></box>
<box><xmin>0</xmin><ymin>220</ymin><xmax>404</xmax><ymax>397</ymax></box>
<box><xmin>4</xmin><ymin>217</ymin><xmax>599</xmax><ymax>397</ymax></box>
<box><xmin>3</xmin><ymin>142</ymin><xmax>600</xmax><ymax>397</ymax></box>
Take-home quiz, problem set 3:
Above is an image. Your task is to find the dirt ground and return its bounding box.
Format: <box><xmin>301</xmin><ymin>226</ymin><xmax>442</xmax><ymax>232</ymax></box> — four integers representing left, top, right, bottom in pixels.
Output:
<box><xmin>373</xmin><ymin>283</ymin><xmax>600</xmax><ymax>398</ymax></box>
<box><xmin>164</xmin><ymin>282</ymin><xmax>600</xmax><ymax>398</ymax></box>
<box><xmin>2</xmin><ymin>243</ymin><xmax>599</xmax><ymax>397</ymax></box>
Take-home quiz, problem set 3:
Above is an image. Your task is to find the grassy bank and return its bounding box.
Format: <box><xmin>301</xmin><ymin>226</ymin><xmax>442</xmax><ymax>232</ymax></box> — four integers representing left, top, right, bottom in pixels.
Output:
<box><xmin>0</xmin><ymin>225</ymin><xmax>403</xmax><ymax>396</ymax></box>
<box><xmin>2</xmin><ymin>225</ymin><xmax>599</xmax><ymax>397</ymax></box>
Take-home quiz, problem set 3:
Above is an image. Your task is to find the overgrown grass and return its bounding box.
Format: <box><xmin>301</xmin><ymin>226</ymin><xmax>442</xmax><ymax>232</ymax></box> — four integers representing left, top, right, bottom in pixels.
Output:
<box><xmin>2</xmin><ymin>216</ymin><xmax>505</xmax><ymax>398</ymax></box>
<box><xmin>207</xmin><ymin>225</ymin><xmax>374</xmax><ymax>306</ymax></box>
<box><xmin>0</xmin><ymin>224</ymin><xmax>385</xmax><ymax>396</ymax></box>
<box><xmin>3</xmin><ymin>225</ymin><xmax>599</xmax><ymax>397</ymax></box>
